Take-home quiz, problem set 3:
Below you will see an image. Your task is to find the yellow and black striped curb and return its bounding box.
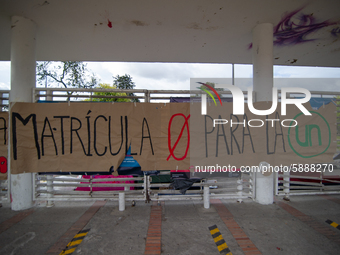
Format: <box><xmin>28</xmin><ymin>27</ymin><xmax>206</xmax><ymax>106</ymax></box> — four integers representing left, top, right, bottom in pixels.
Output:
<box><xmin>59</xmin><ymin>229</ymin><xmax>90</xmax><ymax>255</ymax></box>
<box><xmin>326</xmin><ymin>219</ymin><xmax>340</xmax><ymax>230</ymax></box>
<box><xmin>208</xmin><ymin>225</ymin><xmax>232</xmax><ymax>255</ymax></box>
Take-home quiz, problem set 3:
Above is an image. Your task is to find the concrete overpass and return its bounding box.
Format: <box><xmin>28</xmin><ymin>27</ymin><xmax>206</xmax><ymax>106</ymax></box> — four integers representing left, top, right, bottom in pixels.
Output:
<box><xmin>1</xmin><ymin>0</ymin><xmax>340</xmax><ymax>210</ymax></box>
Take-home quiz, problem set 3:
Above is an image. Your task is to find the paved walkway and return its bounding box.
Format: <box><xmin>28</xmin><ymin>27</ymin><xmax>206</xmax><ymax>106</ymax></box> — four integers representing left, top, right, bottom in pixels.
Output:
<box><xmin>0</xmin><ymin>195</ymin><xmax>340</xmax><ymax>254</ymax></box>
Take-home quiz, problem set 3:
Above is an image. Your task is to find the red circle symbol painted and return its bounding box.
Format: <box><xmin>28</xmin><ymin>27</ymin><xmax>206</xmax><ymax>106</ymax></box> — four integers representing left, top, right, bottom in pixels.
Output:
<box><xmin>167</xmin><ymin>114</ymin><xmax>190</xmax><ymax>161</ymax></box>
<box><xmin>0</xmin><ymin>156</ymin><xmax>7</xmax><ymax>174</ymax></box>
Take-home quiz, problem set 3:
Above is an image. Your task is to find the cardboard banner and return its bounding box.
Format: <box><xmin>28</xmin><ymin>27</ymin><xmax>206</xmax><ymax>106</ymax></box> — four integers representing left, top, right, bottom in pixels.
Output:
<box><xmin>10</xmin><ymin>102</ymin><xmax>336</xmax><ymax>175</ymax></box>
<box><xmin>10</xmin><ymin>102</ymin><xmax>190</xmax><ymax>174</ymax></box>
<box><xmin>0</xmin><ymin>112</ymin><xmax>8</xmax><ymax>180</ymax></box>
<box><xmin>190</xmin><ymin>102</ymin><xmax>337</xmax><ymax>170</ymax></box>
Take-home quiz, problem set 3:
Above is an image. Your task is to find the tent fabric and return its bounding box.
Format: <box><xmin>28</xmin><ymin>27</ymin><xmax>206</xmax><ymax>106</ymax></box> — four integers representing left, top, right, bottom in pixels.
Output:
<box><xmin>308</xmin><ymin>98</ymin><xmax>336</xmax><ymax>110</ymax></box>
<box><xmin>169</xmin><ymin>178</ymin><xmax>197</xmax><ymax>194</ymax></box>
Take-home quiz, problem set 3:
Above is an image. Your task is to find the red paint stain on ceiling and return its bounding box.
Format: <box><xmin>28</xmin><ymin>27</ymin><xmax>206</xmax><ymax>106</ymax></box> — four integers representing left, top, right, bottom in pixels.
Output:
<box><xmin>107</xmin><ymin>19</ymin><xmax>112</xmax><ymax>28</ymax></box>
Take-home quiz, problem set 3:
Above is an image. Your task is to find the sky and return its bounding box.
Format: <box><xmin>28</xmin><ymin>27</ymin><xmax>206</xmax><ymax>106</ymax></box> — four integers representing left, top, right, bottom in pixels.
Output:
<box><xmin>1</xmin><ymin>61</ymin><xmax>340</xmax><ymax>92</ymax></box>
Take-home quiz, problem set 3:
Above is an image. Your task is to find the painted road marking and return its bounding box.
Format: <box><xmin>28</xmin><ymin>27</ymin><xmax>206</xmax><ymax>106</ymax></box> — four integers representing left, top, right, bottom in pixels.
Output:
<box><xmin>326</xmin><ymin>219</ymin><xmax>340</xmax><ymax>230</ymax></box>
<box><xmin>46</xmin><ymin>200</ymin><xmax>106</xmax><ymax>255</ymax></box>
<box><xmin>59</xmin><ymin>229</ymin><xmax>90</xmax><ymax>255</ymax></box>
<box><xmin>209</xmin><ymin>225</ymin><xmax>232</xmax><ymax>255</ymax></box>
<box><xmin>275</xmin><ymin>198</ymin><xmax>340</xmax><ymax>244</ymax></box>
<box><xmin>211</xmin><ymin>199</ymin><xmax>262</xmax><ymax>255</ymax></box>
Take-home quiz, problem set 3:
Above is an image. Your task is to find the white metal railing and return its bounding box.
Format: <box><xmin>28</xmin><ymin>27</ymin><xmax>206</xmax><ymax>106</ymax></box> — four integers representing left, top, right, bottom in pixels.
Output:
<box><xmin>148</xmin><ymin>173</ymin><xmax>251</xmax><ymax>203</ymax></box>
<box><xmin>0</xmin><ymin>90</ymin><xmax>9</xmax><ymax>111</ymax></box>
<box><xmin>32</xmin><ymin>87</ymin><xmax>244</xmax><ymax>103</ymax></box>
<box><xmin>31</xmin><ymin>87</ymin><xmax>340</xmax><ymax>103</ymax></box>
<box><xmin>147</xmin><ymin>176</ymin><xmax>205</xmax><ymax>201</ymax></box>
<box><xmin>0</xmin><ymin>88</ymin><xmax>335</xmax><ymax>106</ymax></box>
<box><xmin>34</xmin><ymin>174</ymin><xmax>147</xmax><ymax>203</ymax></box>
<box><xmin>0</xmin><ymin>179</ymin><xmax>8</xmax><ymax>203</ymax></box>
<box><xmin>275</xmin><ymin>163</ymin><xmax>340</xmax><ymax>197</ymax></box>
<box><xmin>33</xmin><ymin>172</ymin><xmax>252</xmax><ymax>205</ymax></box>
<box><xmin>243</xmin><ymin>172</ymin><xmax>255</xmax><ymax>199</ymax></box>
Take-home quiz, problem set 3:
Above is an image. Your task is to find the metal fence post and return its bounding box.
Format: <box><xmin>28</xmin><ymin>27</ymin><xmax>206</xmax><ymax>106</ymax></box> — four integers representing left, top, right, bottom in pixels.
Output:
<box><xmin>274</xmin><ymin>171</ymin><xmax>278</xmax><ymax>196</ymax></box>
<box><xmin>144</xmin><ymin>90</ymin><xmax>150</xmax><ymax>103</ymax></box>
<box><xmin>250</xmin><ymin>169</ymin><xmax>256</xmax><ymax>200</ymax></box>
<box><xmin>46</xmin><ymin>89</ymin><xmax>52</xmax><ymax>101</ymax></box>
<box><xmin>237</xmin><ymin>173</ymin><xmax>243</xmax><ymax>203</ymax></box>
<box><xmin>46</xmin><ymin>175</ymin><xmax>54</xmax><ymax>207</ymax></box>
<box><xmin>283</xmin><ymin>170</ymin><xmax>290</xmax><ymax>200</ymax></box>
<box><xmin>147</xmin><ymin>175</ymin><xmax>151</xmax><ymax>203</ymax></box>
<box><xmin>143</xmin><ymin>174</ymin><xmax>146</xmax><ymax>201</ymax></box>
<box><xmin>144</xmin><ymin>175</ymin><xmax>151</xmax><ymax>203</ymax></box>
<box><xmin>32</xmin><ymin>88</ymin><xmax>36</xmax><ymax>102</ymax></box>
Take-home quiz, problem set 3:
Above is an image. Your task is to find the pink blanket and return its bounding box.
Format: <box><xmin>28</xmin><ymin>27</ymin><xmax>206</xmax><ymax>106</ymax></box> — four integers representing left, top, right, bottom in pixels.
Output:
<box><xmin>75</xmin><ymin>175</ymin><xmax>135</xmax><ymax>191</ymax></box>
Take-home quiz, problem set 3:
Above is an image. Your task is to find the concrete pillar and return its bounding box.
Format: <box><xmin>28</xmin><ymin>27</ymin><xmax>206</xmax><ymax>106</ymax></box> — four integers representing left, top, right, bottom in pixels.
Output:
<box><xmin>252</xmin><ymin>23</ymin><xmax>274</xmax><ymax>205</ymax></box>
<box><xmin>255</xmin><ymin>162</ymin><xmax>274</xmax><ymax>204</ymax></box>
<box><xmin>10</xmin><ymin>16</ymin><xmax>37</xmax><ymax>211</ymax></box>
<box><xmin>252</xmin><ymin>23</ymin><xmax>273</xmax><ymax>102</ymax></box>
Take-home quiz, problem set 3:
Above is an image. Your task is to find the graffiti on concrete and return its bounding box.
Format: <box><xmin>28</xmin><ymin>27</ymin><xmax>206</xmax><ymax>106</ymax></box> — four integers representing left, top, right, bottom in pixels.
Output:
<box><xmin>273</xmin><ymin>8</ymin><xmax>334</xmax><ymax>46</ymax></box>
<box><xmin>331</xmin><ymin>27</ymin><xmax>340</xmax><ymax>36</ymax></box>
<box><xmin>248</xmin><ymin>7</ymin><xmax>336</xmax><ymax>49</ymax></box>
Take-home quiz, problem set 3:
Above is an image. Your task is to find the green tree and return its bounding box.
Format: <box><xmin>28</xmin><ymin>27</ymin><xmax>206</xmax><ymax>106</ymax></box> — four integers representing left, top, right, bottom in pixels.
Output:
<box><xmin>113</xmin><ymin>74</ymin><xmax>135</xmax><ymax>89</ymax></box>
<box><xmin>86</xmin><ymin>83</ymin><xmax>132</xmax><ymax>102</ymax></box>
<box><xmin>36</xmin><ymin>61</ymin><xmax>98</xmax><ymax>89</ymax></box>
<box><xmin>113</xmin><ymin>74</ymin><xmax>139</xmax><ymax>102</ymax></box>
